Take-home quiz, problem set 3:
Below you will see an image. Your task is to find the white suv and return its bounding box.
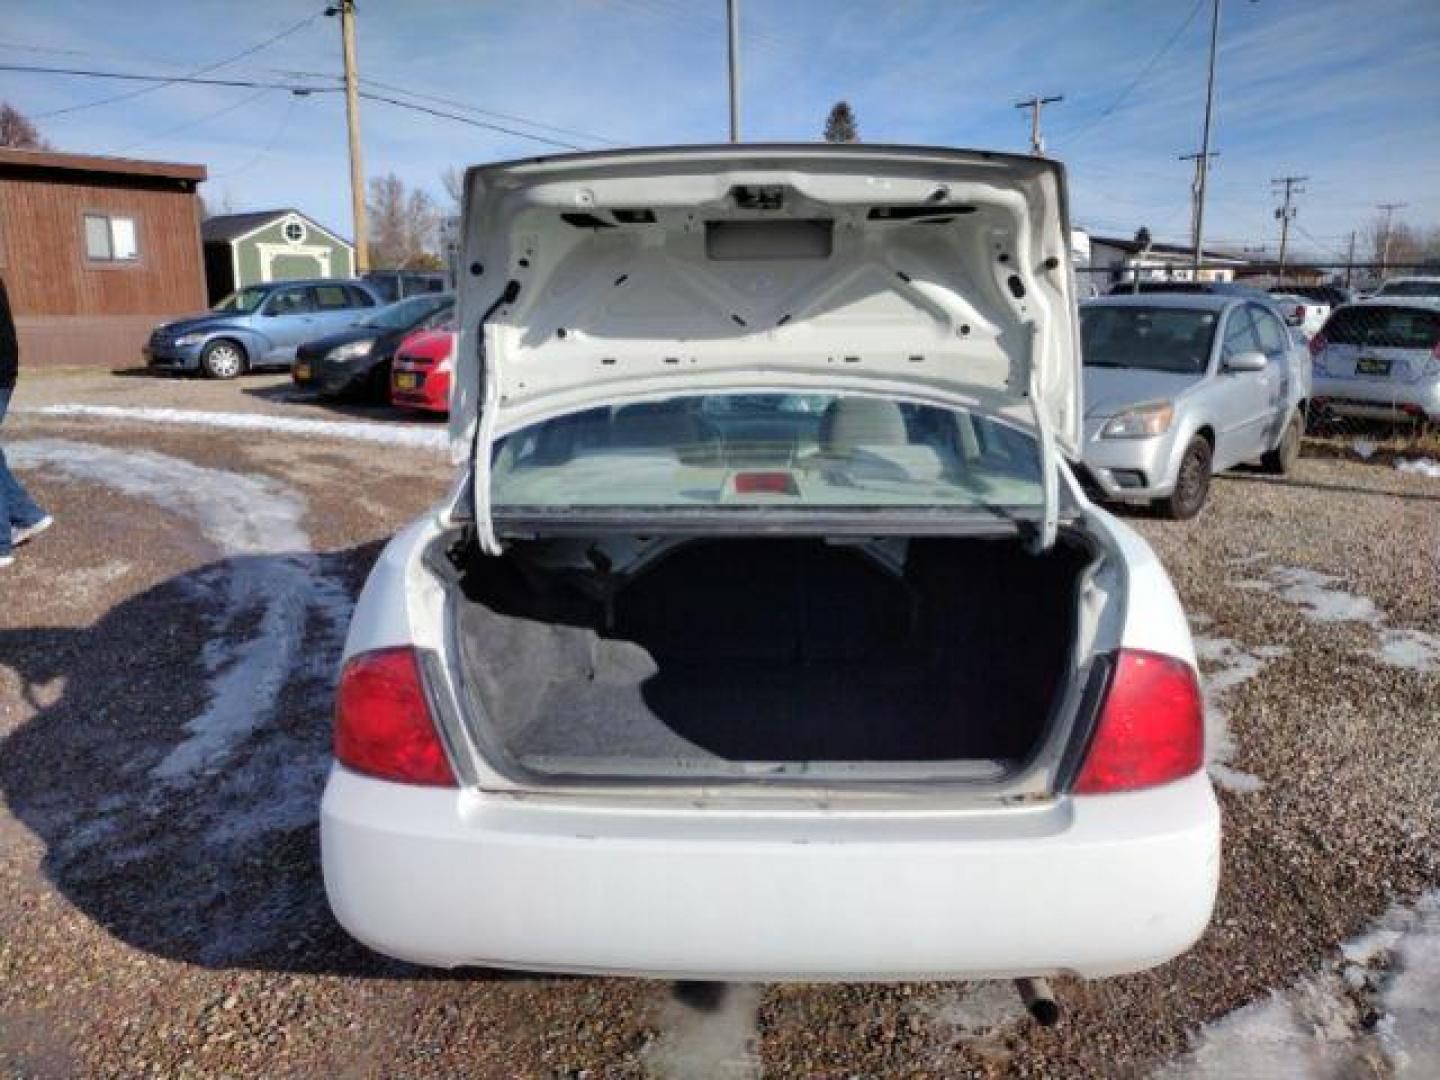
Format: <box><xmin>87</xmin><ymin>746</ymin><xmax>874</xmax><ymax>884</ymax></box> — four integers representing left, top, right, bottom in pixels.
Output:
<box><xmin>321</xmin><ymin>146</ymin><xmax>1220</xmax><ymax>981</ymax></box>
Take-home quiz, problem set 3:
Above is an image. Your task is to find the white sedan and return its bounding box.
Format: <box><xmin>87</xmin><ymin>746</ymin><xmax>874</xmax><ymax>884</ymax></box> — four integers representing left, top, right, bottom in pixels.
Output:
<box><xmin>321</xmin><ymin>145</ymin><xmax>1220</xmax><ymax>984</ymax></box>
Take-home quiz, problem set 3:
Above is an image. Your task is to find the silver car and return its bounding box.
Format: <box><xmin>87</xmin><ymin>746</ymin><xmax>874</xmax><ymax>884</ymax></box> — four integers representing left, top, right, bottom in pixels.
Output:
<box><xmin>1311</xmin><ymin>299</ymin><xmax>1440</xmax><ymax>424</ymax></box>
<box><xmin>1078</xmin><ymin>294</ymin><xmax>1310</xmax><ymax>519</ymax></box>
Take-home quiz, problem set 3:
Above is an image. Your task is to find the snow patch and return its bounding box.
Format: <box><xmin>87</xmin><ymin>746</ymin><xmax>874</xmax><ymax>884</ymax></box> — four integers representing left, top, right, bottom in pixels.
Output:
<box><xmin>1158</xmin><ymin>892</ymin><xmax>1440</xmax><ymax>1078</ymax></box>
<box><xmin>1191</xmin><ymin>632</ymin><xmax>1284</xmax><ymax>793</ymax></box>
<box><xmin>27</xmin><ymin>403</ymin><xmax>448</xmax><ymax>451</ymax></box>
<box><xmin>920</xmin><ymin>981</ymin><xmax>1027</xmax><ymax>1040</ymax></box>
<box><xmin>1396</xmin><ymin>457</ymin><xmax>1440</xmax><ymax>478</ymax></box>
<box><xmin>1353</xmin><ymin>437</ymin><xmax>1376</xmax><ymax>460</ymax></box>
<box><xmin>1233</xmin><ymin>565</ymin><xmax>1439</xmax><ymax>675</ymax></box>
<box><xmin>10</xmin><ymin>438</ymin><xmax>351</xmax><ymax>786</ymax></box>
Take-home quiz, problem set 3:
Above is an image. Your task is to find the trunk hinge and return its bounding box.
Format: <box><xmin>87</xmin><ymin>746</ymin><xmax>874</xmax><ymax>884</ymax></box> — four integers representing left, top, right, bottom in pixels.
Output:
<box><xmin>1026</xmin><ymin>330</ymin><xmax>1059</xmax><ymax>553</ymax></box>
<box><xmin>473</xmin><ymin>281</ymin><xmax>522</xmax><ymax>556</ymax></box>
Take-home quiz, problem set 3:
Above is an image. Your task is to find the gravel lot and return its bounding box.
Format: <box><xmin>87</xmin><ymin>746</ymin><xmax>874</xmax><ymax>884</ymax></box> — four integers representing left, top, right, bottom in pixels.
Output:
<box><xmin>2</xmin><ymin>370</ymin><xmax>1437</xmax><ymax>1078</ymax></box>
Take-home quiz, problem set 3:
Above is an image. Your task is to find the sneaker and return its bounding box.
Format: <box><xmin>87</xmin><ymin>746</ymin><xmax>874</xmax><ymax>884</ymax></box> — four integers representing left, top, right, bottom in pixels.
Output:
<box><xmin>12</xmin><ymin>515</ymin><xmax>53</xmax><ymax>548</ymax></box>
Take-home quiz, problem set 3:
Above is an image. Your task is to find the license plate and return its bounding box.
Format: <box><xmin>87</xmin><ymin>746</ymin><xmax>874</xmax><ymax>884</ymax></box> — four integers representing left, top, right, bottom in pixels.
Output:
<box><xmin>395</xmin><ymin>373</ymin><xmax>417</xmax><ymax>390</ymax></box>
<box><xmin>294</xmin><ymin>363</ymin><xmax>311</xmax><ymax>381</ymax></box>
<box><xmin>1355</xmin><ymin>357</ymin><xmax>1391</xmax><ymax>376</ymax></box>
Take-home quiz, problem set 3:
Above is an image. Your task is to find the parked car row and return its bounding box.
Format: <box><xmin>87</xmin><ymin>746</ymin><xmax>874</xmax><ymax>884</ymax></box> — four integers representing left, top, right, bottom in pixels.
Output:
<box><xmin>145</xmin><ymin>275</ymin><xmax>455</xmax><ymax>415</ymax></box>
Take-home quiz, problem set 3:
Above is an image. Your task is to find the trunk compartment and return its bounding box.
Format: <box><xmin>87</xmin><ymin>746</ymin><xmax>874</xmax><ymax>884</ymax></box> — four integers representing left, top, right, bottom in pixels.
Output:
<box><xmin>450</xmin><ymin>533</ymin><xmax>1097</xmax><ymax>784</ymax></box>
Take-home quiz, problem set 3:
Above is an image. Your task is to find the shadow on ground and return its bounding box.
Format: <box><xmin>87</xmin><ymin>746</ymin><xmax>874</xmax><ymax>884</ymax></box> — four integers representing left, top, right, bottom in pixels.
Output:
<box><xmin>241</xmin><ymin>382</ymin><xmax>444</xmax><ymax>426</ymax></box>
<box><xmin>0</xmin><ymin>541</ymin><xmax>500</xmax><ymax>982</ymax></box>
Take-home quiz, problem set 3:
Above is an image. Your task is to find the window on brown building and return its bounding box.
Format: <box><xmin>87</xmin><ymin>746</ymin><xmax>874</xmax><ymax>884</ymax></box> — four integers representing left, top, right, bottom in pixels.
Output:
<box><xmin>83</xmin><ymin>213</ymin><xmax>140</xmax><ymax>262</ymax></box>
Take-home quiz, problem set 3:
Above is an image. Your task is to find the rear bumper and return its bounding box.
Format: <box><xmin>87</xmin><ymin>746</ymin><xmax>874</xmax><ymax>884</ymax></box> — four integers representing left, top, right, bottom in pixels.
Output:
<box><xmin>321</xmin><ymin>768</ymin><xmax>1220</xmax><ymax>980</ymax></box>
<box><xmin>1313</xmin><ymin>374</ymin><xmax>1440</xmax><ymax>421</ymax></box>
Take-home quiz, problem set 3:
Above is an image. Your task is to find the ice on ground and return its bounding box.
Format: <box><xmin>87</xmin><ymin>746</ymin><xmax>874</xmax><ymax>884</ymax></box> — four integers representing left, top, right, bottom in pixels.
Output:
<box><xmin>27</xmin><ymin>403</ymin><xmax>449</xmax><ymax>451</ymax></box>
<box><xmin>10</xmin><ymin>439</ymin><xmax>351</xmax><ymax>789</ymax></box>
<box><xmin>1258</xmin><ymin>567</ymin><xmax>1381</xmax><ymax>624</ymax></box>
<box><xmin>1396</xmin><ymin>457</ymin><xmax>1440</xmax><ymax>478</ymax></box>
<box><xmin>1377</xmin><ymin>629</ymin><xmax>1440</xmax><ymax>675</ymax></box>
<box><xmin>1157</xmin><ymin>892</ymin><xmax>1440</xmax><ymax>1078</ymax></box>
<box><xmin>1191</xmin><ymin>632</ymin><xmax>1283</xmax><ymax>793</ymax></box>
<box><xmin>1234</xmin><ymin>565</ymin><xmax>1438</xmax><ymax>676</ymax></box>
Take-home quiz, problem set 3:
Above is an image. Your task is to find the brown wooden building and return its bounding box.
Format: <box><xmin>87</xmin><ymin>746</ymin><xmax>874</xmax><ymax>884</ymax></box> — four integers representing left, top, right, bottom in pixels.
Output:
<box><xmin>0</xmin><ymin>148</ymin><xmax>207</xmax><ymax>369</ymax></box>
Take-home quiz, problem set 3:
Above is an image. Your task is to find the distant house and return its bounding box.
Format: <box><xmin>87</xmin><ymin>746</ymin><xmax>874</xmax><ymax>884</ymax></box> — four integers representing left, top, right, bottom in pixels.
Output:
<box><xmin>201</xmin><ymin>208</ymin><xmax>355</xmax><ymax>304</ymax></box>
<box><xmin>0</xmin><ymin>147</ymin><xmax>207</xmax><ymax>369</ymax></box>
<box><xmin>1086</xmin><ymin>234</ymin><xmax>1249</xmax><ymax>289</ymax></box>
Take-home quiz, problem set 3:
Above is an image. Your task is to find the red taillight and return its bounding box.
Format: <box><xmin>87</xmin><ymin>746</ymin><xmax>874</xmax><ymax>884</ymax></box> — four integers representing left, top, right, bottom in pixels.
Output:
<box><xmin>1293</xmin><ymin>305</ymin><xmax>1305</xmax><ymax>321</ymax></box>
<box><xmin>1073</xmin><ymin>650</ymin><xmax>1203</xmax><ymax>795</ymax></box>
<box><xmin>1309</xmin><ymin>332</ymin><xmax>1327</xmax><ymax>358</ymax></box>
<box><xmin>334</xmin><ymin>647</ymin><xmax>457</xmax><ymax>786</ymax></box>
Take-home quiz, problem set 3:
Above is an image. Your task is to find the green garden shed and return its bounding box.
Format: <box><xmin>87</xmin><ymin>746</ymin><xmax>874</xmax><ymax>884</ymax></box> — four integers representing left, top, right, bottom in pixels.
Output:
<box><xmin>201</xmin><ymin>208</ymin><xmax>355</xmax><ymax>304</ymax></box>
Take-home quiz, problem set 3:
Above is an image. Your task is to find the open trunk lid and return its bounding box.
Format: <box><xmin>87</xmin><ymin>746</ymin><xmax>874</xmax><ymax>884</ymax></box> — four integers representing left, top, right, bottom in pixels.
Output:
<box><xmin>452</xmin><ymin>144</ymin><xmax>1082</xmax><ymax>550</ymax></box>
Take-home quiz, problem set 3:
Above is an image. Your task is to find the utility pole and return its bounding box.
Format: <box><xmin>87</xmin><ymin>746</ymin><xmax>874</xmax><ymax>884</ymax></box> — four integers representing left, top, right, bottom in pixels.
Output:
<box><xmin>726</xmin><ymin>0</ymin><xmax>741</xmax><ymax>142</ymax></box>
<box><xmin>329</xmin><ymin>1</ymin><xmax>369</xmax><ymax>273</ymax></box>
<box><xmin>1271</xmin><ymin>174</ymin><xmax>1307</xmax><ymax>283</ymax></box>
<box><xmin>1014</xmin><ymin>94</ymin><xmax>1063</xmax><ymax>155</ymax></box>
<box><xmin>1344</xmin><ymin>230</ymin><xmax>1356</xmax><ymax>289</ymax></box>
<box><xmin>1180</xmin><ymin>150</ymin><xmax>1219</xmax><ymax>277</ymax></box>
<box><xmin>1376</xmin><ymin>202</ymin><xmax>1406</xmax><ymax>282</ymax></box>
<box><xmin>1191</xmin><ymin>0</ymin><xmax>1222</xmax><ymax>277</ymax></box>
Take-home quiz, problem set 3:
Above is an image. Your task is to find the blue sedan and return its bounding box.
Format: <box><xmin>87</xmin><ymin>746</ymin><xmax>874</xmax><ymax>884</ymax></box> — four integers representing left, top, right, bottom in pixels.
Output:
<box><xmin>145</xmin><ymin>278</ymin><xmax>383</xmax><ymax>379</ymax></box>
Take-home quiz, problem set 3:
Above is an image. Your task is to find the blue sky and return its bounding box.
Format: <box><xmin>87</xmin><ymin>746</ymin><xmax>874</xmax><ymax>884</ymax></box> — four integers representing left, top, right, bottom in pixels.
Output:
<box><xmin>3</xmin><ymin>0</ymin><xmax>1438</xmax><ymax>261</ymax></box>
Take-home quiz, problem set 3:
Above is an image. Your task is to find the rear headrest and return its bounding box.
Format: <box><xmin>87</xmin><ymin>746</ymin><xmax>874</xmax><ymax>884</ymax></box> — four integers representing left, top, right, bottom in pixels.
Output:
<box><xmin>609</xmin><ymin>402</ymin><xmax>700</xmax><ymax>449</ymax></box>
<box><xmin>820</xmin><ymin>398</ymin><xmax>907</xmax><ymax>453</ymax></box>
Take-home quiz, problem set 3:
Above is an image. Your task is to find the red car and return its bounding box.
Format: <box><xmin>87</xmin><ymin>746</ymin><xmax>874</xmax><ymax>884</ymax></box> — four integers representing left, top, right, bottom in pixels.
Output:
<box><xmin>390</xmin><ymin>326</ymin><xmax>455</xmax><ymax>414</ymax></box>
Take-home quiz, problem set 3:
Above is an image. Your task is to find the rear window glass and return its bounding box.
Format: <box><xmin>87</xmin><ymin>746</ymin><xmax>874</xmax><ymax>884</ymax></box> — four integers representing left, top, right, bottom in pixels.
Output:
<box><xmin>1080</xmin><ymin>306</ymin><xmax>1217</xmax><ymax>374</ymax></box>
<box><xmin>1323</xmin><ymin>306</ymin><xmax>1440</xmax><ymax>348</ymax></box>
<box><xmin>491</xmin><ymin>394</ymin><xmax>1043</xmax><ymax>513</ymax></box>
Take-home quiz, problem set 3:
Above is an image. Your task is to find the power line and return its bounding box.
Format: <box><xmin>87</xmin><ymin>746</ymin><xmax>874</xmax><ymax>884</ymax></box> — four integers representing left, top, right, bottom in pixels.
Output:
<box><xmin>1061</xmin><ymin>0</ymin><xmax>1206</xmax><ymax>146</ymax></box>
<box><xmin>113</xmin><ymin>87</ymin><xmax>275</xmax><ymax>155</ymax></box>
<box><xmin>31</xmin><ymin>11</ymin><xmax>325</xmax><ymax>119</ymax></box>
<box><xmin>211</xmin><ymin>92</ymin><xmax>304</xmax><ymax>179</ymax></box>
<box><xmin>356</xmin><ymin>89</ymin><xmax>586</xmax><ymax>150</ymax></box>
<box><xmin>358</xmin><ymin>77</ymin><xmax>619</xmax><ymax>145</ymax></box>
<box><xmin>0</xmin><ymin>62</ymin><xmax>337</xmax><ymax>96</ymax></box>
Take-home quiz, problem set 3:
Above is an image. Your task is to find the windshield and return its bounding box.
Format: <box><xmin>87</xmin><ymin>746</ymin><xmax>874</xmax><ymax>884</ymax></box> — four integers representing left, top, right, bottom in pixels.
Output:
<box><xmin>1323</xmin><ymin>305</ymin><xmax>1440</xmax><ymax>348</ymax></box>
<box><xmin>362</xmin><ymin>294</ymin><xmax>452</xmax><ymax>330</ymax></box>
<box><xmin>491</xmin><ymin>393</ymin><xmax>1043</xmax><ymax>514</ymax></box>
<box><xmin>1376</xmin><ymin>280</ymin><xmax>1440</xmax><ymax>298</ymax></box>
<box><xmin>1080</xmin><ymin>305</ymin><xmax>1217</xmax><ymax>374</ymax></box>
<box><xmin>213</xmin><ymin>286</ymin><xmax>268</xmax><ymax>314</ymax></box>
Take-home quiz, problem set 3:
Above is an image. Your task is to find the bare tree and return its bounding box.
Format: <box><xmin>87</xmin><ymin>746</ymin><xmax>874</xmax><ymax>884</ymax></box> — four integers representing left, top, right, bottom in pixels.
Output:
<box><xmin>367</xmin><ymin>173</ymin><xmax>441</xmax><ymax>270</ymax></box>
<box><xmin>823</xmin><ymin>101</ymin><xmax>858</xmax><ymax>143</ymax></box>
<box><xmin>441</xmin><ymin>166</ymin><xmax>464</xmax><ymax>211</ymax></box>
<box><xmin>0</xmin><ymin>102</ymin><xmax>52</xmax><ymax>150</ymax></box>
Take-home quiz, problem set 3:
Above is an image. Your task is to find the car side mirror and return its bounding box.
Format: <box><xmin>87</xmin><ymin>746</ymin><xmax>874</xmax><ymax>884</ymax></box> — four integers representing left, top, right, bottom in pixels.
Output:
<box><xmin>1224</xmin><ymin>349</ymin><xmax>1268</xmax><ymax>373</ymax></box>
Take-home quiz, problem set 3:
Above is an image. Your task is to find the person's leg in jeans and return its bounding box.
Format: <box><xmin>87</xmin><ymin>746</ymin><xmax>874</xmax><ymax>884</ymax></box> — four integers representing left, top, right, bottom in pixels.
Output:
<box><xmin>0</xmin><ymin>388</ymin><xmax>48</xmax><ymax>559</ymax></box>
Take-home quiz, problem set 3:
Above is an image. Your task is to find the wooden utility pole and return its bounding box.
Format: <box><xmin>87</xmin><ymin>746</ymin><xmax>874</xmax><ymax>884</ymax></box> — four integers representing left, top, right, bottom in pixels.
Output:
<box><xmin>1376</xmin><ymin>202</ymin><xmax>1406</xmax><ymax>282</ymax></box>
<box><xmin>1271</xmin><ymin>175</ymin><xmax>1307</xmax><ymax>283</ymax></box>
<box><xmin>1014</xmin><ymin>94</ymin><xmax>1063</xmax><ymax>155</ymax></box>
<box><xmin>726</xmin><ymin>0</ymin><xmax>741</xmax><ymax>142</ymax></box>
<box><xmin>335</xmin><ymin>0</ymin><xmax>369</xmax><ymax>272</ymax></box>
<box><xmin>1191</xmin><ymin>0</ymin><xmax>1222</xmax><ymax>276</ymax></box>
<box><xmin>1180</xmin><ymin>150</ymin><xmax>1219</xmax><ymax>275</ymax></box>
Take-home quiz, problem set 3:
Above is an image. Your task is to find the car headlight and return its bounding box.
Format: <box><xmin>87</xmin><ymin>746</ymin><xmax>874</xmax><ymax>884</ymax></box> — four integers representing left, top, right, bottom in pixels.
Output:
<box><xmin>173</xmin><ymin>333</ymin><xmax>206</xmax><ymax>347</ymax></box>
<box><xmin>1101</xmin><ymin>401</ymin><xmax>1175</xmax><ymax>439</ymax></box>
<box><xmin>326</xmin><ymin>340</ymin><xmax>372</xmax><ymax>362</ymax></box>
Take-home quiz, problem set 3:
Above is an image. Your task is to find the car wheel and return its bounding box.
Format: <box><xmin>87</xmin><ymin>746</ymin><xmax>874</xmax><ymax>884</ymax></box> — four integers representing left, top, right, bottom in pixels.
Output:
<box><xmin>1156</xmin><ymin>436</ymin><xmax>1212</xmax><ymax>520</ymax></box>
<box><xmin>200</xmin><ymin>340</ymin><xmax>246</xmax><ymax>380</ymax></box>
<box><xmin>1261</xmin><ymin>409</ymin><xmax>1303</xmax><ymax>475</ymax></box>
